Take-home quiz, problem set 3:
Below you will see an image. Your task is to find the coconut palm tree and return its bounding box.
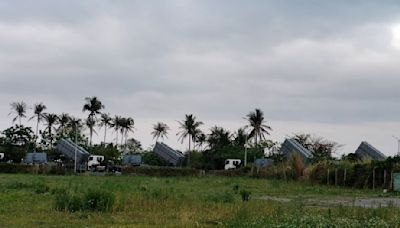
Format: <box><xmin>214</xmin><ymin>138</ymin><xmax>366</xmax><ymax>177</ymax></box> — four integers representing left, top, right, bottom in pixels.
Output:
<box><xmin>99</xmin><ymin>113</ymin><xmax>112</xmax><ymax>146</ymax></box>
<box><xmin>120</xmin><ymin>117</ymin><xmax>134</xmax><ymax>148</ymax></box>
<box><xmin>82</xmin><ymin>96</ymin><xmax>104</xmax><ymax>146</ymax></box>
<box><xmin>245</xmin><ymin>108</ymin><xmax>272</xmax><ymax>147</ymax></box>
<box><xmin>85</xmin><ymin>117</ymin><xmax>97</xmax><ymax>146</ymax></box>
<box><xmin>43</xmin><ymin>113</ymin><xmax>58</xmax><ymax>148</ymax></box>
<box><xmin>207</xmin><ymin>126</ymin><xmax>232</xmax><ymax>150</ymax></box>
<box><xmin>177</xmin><ymin>114</ymin><xmax>203</xmax><ymax>165</ymax></box>
<box><xmin>29</xmin><ymin>103</ymin><xmax>46</xmax><ymax>141</ymax></box>
<box><xmin>111</xmin><ymin>115</ymin><xmax>122</xmax><ymax>147</ymax></box>
<box><xmin>82</xmin><ymin>96</ymin><xmax>104</xmax><ymax>120</ymax></box>
<box><xmin>57</xmin><ymin>113</ymin><xmax>70</xmax><ymax>137</ymax></box>
<box><xmin>195</xmin><ymin>132</ymin><xmax>207</xmax><ymax>151</ymax></box>
<box><xmin>151</xmin><ymin>122</ymin><xmax>170</xmax><ymax>142</ymax></box>
<box><xmin>9</xmin><ymin>101</ymin><xmax>27</xmax><ymax>125</ymax></box>
<box><xmin>233</xmin><ymin>128</ymin><xmax>248</xmax><ymax>147</ymax></box>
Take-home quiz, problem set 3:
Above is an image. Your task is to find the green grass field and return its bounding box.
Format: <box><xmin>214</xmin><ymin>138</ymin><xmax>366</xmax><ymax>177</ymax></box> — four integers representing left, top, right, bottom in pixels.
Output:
<box><xmin>1</xmin><ymin>173</ymin><xmax>400</xmax><ymax>227</ymax></box>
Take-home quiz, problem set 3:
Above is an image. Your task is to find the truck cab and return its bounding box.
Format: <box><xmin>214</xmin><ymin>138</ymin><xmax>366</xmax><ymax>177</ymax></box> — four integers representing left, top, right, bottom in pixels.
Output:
<box><xmin>88</xmin><ymin>155</ymin><xmax>105</xmax><ymax>171</ymax></box>
<box><xmin>224</xmin><ymin>159</ymin><xmax>242</xmax><ymax>170</ymax></box>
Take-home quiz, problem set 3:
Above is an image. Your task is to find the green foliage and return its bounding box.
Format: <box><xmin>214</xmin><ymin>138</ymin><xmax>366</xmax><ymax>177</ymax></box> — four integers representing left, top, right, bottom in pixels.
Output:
<box><xmin>89</xmin><ymin>144</ymin><xmax>120</xmax><ymax>162</ymax></box>
<box><xmin>2</xmin><ymin>125</ymin><xmax>35</xmax><ymax>145</ymax></box>
<box><xmin>239</xmin><ymin>190</ymin><xmax>251</xmax><ymax>201</ymax></box>
<box><xmin>33</xmin><ymin>182</ymin><xmax>50</xmax><ymax>194</ymax></box>
<box><xmin>55</xmin><ymin>188</ymin><xmax>114</xmax><ymax>212</ymax></box>
<box><xmin>83</xmin><ymin>189</ymin><xmax>115</xmax><ymax>212</ymax></box>
<box><xmin>142</xmin><ymin>151</ymin><xmax>171</xmax><ymax>166</ymax></box>
<box><xmin>202</xmin><ymin>145</ymin><xmax>263</xmax><ymax>170</ymax></box>
<box><xmin>206</xmin><ymin>191</ymin><xmax>235</xmax><ymax>203</ymax></box>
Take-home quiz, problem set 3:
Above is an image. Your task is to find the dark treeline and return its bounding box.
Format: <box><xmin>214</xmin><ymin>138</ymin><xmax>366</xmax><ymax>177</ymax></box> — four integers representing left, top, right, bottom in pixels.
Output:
<box><xmin>1</xmin><ymin>97</ymin><xmax>278</xmax><ymax>169</ymax></box>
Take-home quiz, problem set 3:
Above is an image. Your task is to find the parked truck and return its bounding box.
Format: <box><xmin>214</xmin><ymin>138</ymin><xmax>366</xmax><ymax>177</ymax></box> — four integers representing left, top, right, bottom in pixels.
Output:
<box><xmin>56</xmin><ymin>138</ymin><xmax>105</xmax><ymax>171</ymax></box>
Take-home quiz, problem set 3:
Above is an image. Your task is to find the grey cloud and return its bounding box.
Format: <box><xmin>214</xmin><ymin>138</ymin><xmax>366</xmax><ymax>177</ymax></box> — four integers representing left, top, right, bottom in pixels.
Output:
<box><xmin>1</xmin><ymin>1</ymin><xmax>400</xmax><ymax>153</ymax></box>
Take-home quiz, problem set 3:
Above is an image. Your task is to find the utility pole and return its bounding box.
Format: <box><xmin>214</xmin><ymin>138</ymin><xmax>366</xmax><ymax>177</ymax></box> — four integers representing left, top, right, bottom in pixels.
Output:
<box><xmin>74</xmin><ymin>121</ymin><xmax>78</xmax><ymax>173</ymax></box>
<box><xmin>393</xmin><ymin>135</ymin><xmax>400</xmax><ymax>156</ymax></box>
<box><xmin>244</xmin><ymin>134</ymin><xmax>249</xmax><ymax>167</ymax></box>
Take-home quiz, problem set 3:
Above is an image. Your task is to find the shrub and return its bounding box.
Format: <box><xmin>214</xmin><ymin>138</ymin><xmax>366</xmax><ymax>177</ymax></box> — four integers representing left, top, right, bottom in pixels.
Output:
<box><xmin>33</xmin><ymin>182</ymin><xmax>50</xmax><ymax>194</ymax></box>
<box><xmin>83</xmin><ymin>189</ymin><xmax>115</xmax><ymax>212</ymax></box>
<box><xmin>240</xmin><ymin>190</ymin><xmax>251</xmax><ymax>202</ymax></box>
<box><xmin>206</xmin><ymin>191</ymin><xmax>235</xmax><ymax>203</ymax></box>
<box><xmin>68</xmin><ymin>195</ymin><xmax>83</xmax><ymax>212</ymax></box>
<box><xmin>5</xmin><ymin>181</ymin><xmax>30</xmax><ymax>189</ymax></box>
<box><xmin>233</xmin><ymin>184</ymin><xmax>239</xmax><ymax>194</ymax></box>
<box><xmin>54</xmin><ymin>191</ymin><xmax>70</xmax><ymax>211</ymax></box>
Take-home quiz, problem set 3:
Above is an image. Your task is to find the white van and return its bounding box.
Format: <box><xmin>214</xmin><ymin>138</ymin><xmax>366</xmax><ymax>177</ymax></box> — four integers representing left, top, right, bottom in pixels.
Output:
<box><xmin>224</xmin><ymin>159</ymin><xmax>242</xmax><ymax>170</ymax></box>
<box><xmin>88</xmin><ymin>155</ymin><xmax>105</xmax><ymax>171</ymax></box>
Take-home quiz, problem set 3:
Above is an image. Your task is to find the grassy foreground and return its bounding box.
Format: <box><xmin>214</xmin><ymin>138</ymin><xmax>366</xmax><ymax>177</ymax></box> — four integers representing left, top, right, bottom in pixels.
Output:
<box><xmin>0</xmin><ymin>174</ymin><xmax>400</xmax><ymax>227</ymax></box>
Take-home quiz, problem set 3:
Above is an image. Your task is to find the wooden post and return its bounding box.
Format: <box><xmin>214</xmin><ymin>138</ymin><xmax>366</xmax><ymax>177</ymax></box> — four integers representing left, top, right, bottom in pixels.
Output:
<box><xmin>327</xmin><ymin>169</ymin><xmax>330</xmax><ymax>185</ymax></box>
<box><xmin>391</xmin><ymin>172</ymin><xmax>394</xmax><ymax>190</ymax></box>
<box><xmin>344</xmin><ymin>168</ymin><xmax>347</xmax><ymax>186</ymax></box>
<box><xmin>372</xmin><ymin>167</ymin><xmax>376</xmax><ymax>190</ymax></box>
<box><xmin>384</xmin><ymin>170</ymin><xmax>387</xmax><ymax>188</ymax></box>
<box><xmin>335</xmin><ymin>169</ymin><xmax>338</xmax><ymax>186</ymax></box>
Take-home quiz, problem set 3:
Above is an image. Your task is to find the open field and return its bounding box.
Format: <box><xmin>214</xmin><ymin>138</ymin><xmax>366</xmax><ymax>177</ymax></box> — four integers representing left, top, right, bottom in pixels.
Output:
<box><xmin>1</xmin><ymin>174</ymin><xmax>400</xmax><ymax>227</ymax></box>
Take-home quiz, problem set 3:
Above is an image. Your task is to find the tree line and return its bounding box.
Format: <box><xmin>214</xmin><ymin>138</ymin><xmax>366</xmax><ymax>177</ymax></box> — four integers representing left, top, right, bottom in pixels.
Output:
<box><xmin>3</xmin><ymin>97</ymin><xmax>275</xmax><ymax>168</ymax></box>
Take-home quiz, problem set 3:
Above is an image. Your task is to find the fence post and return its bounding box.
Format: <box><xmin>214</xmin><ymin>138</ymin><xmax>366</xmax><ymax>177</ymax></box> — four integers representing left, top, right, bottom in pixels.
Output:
<box><xmin>384</xmin><ymin>169</ymin><xmax>387</xmax><ymax>188</ymax></box>
<box><xmin>335</xmin><ymin>169</ymin><xmax>338</xmax><ymax>186</ymax></box>
<box><xmin>391</xmin><ymin>172</ymin><xmax>394</xmax><ymax>190</ymax></box>
<box><xmin>327</xmin><ymin>169</ymin><xmax>330</xmax><ymax>185</ymax></box>
<box><xmin>344</xmin><ymin>168</ymin><xmax>347</xmax><ymax>186</ymax></box>
<box><xmin>372</xmin><ymin>167</ymin><xmax>376</xmax><ymax>190</ymax></box>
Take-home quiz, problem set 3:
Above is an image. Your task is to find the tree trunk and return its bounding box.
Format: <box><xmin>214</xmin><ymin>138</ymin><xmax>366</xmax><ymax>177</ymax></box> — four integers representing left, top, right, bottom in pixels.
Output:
<box><xmin>115</xmin><ymin>128</ymin><xmax>119</xmax><ymax>147</ymax></box>
<box><xmin>103</xmin><ymin>126</ymin><xmax>107</xmax><ymax>146</ymax></box>
<box><xmin>89</xmin><ymin>128</ymin><xmax>93</xmax><ymax>146</ymax></box>
<box><xmin>36</xmin><ymin>117</ymin><xmax>39</xmax><ymax>143</ymax></box>
<box><xmin>188</xmin><ymin>136</ymin><xmax>191</xmax><ymax>166</ymax></box>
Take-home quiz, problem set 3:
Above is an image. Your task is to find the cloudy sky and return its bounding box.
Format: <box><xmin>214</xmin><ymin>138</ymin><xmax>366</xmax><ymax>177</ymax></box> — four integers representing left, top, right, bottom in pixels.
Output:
<box><xmin>1</xmin><ymin>0</ymin><xmax>400</xmax><ymax>156</ymax></box>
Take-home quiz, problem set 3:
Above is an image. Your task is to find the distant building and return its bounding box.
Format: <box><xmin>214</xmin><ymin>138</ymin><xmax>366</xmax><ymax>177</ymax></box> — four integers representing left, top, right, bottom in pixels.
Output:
<box><xmin>355</xmin><ymin>141</ymin><xmax>386</xmax><ymax>161</ymax></box>
<box><xmin>280</xmin><ymin>138</ymin><xmax>313</xmax><ymax>162</ymax></box>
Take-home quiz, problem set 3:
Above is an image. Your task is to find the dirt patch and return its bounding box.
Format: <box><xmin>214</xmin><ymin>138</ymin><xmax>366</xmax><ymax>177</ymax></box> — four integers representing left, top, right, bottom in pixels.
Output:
<box><xmin>259</xmin><ymin>195</ymin><xmax>400</xmax><ymax>208</ymax></box>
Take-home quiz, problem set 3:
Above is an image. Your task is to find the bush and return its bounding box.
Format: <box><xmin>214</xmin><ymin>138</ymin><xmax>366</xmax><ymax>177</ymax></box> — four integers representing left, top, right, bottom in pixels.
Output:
<box><xmin>54</xmin><ymin>189</ymin><xmax>114</xmax><ymax>212</ymax></box>
<box><xmin>33</xmin><ymin>182</ymin><xmax>49</xmax><ymax>194</ymax></box>
<box><xmin>54</xmin><ymin>191</ymin><xmax>70</xmax><ymax>211</ymax></box>
<box><xmin>83</xmin><ymin>189</ymin><xmax>115</xmax><ymax>212</ymax></box>
<box><xmin>240</xmin><ymin>190</ymin><xmax>251</xmax><ymax>201</ymax></box>
<box><xmin>206</xmin><ymin>191</ymin><xmax>235</xmax><ymax>203</ymax></box>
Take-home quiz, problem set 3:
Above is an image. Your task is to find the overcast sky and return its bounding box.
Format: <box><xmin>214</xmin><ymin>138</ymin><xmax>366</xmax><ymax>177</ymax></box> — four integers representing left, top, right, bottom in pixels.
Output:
<box><xmin>1</xmin><ymin>1</ymin><xmax>400</xmax><ymax>156</ymax></box>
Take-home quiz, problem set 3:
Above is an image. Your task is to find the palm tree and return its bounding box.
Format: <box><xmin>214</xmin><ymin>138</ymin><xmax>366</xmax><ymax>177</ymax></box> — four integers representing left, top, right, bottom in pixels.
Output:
<box><xmin>43</xmin><ymin>113</ymin><xmax>58</xmax><ymax>148</ymax></box>
<box><xmin>9</xmin><ymin>101</ymin><xmax>27</xmax><ymax>125</ymax></box>
<box><xmin>82</xmin><ymin>96</ymin><xmax>104</xmax><ymax>145</ymax></box>
<box><xmin>111</xmin><ymin>115</ymin><xmax>122</xmax><ymax>147</ymax></box>
<box><xmin>120</xmin><ymin>117</ymin><xmax>135</xmax><ymax>148</ymax></box>
<box><xmin>85</xmin><ymin>117</ymin><xmax>97</xmax><ymax>146</ymax></box>
<box><xmin>177</xmin><ymin>114</ymin><xmax>203</xmax><ymax>165</ymax></box>
<box><xmin>195</xmin><ymin>132</ymin><xmax>207</xmax><ymax>151</ymax></box>
<box><xmin>151</xmin><ymin>122</ymin><xmax>170</xmax><ymax>142</ymax></box>
<box><xmin>82</xmin><ymin>96</ymin><xmax>104</xmax><ymax>120</ymax></box>
<box><xmin>57</xmin><ymin>113</ymin><xmax>70</xmax><ymax>137</ymax></box>
<box><xmin>68</xmin><ymin>117</ymin><xmax>84</xmax><ymax>141</ymax></box>
<box><xmin>245</xmin><ymin>108</ymin><xmax>272</xmax><ymax>146</ymax></box>
<box><xmin>234</xmin><ymin>128</ymin><xmax>248</xmax><ymax>147</ymax></box>
<box><xmin>207</xmin><ymin>126</ymin><xmax>232</xmax><ymax>150</ymax></box>
<box><xmin>99</xmin><ymin>113</ymin><xmax>112</xmax><ymax>145</ymax></box>
<box><xmin>29</xmin><ymin>103</ymin><xmax>46</xmax><ymax>141</ymax></box>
